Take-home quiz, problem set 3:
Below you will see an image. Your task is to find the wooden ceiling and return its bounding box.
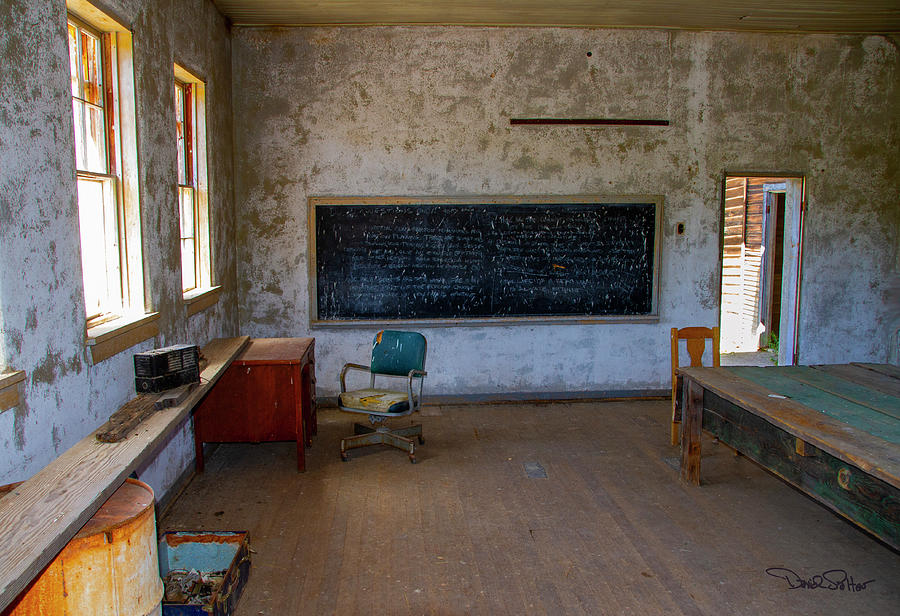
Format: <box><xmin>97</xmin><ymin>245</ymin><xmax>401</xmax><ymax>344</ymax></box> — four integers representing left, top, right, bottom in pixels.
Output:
<box><xmin>212</xmin><ymin>1</ymin><xmax>900</xmax><ymax>33</ymax></box>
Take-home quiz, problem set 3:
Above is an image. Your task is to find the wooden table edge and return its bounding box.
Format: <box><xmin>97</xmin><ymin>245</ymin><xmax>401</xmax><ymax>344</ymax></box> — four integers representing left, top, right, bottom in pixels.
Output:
<box><xmin>677</xmin><ymin>366</ymin><xmax>900</xmax><ymax>489</ymax></box>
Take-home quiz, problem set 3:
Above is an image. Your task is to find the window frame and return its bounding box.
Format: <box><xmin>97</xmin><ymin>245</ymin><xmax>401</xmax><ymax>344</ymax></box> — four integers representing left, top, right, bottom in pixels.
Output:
<box><xmin>173</xmin><ymin>64</ymin><xmax>212</xmax><ymax>297</ymax></box>
<box><xmin>69</xmin><ymin>15</ymin><xmax>125</xmax><ymax>322</ymax></box>
<box><xmin>68</xmin><ymin>0</ymin><xmax>153</xmax><ymax>362</ymax></box>
<box><xmin>175</xmin><ymin>79</ymin><xmax>198</xmax><ymax>292</ymax></box>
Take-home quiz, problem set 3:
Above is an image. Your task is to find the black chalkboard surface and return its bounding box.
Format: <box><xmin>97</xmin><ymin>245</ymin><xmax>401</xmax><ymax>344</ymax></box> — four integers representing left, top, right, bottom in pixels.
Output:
<box><xmin>309</xmin><ymin>196</ymin><xmax>661</xmax><ymax>324</ymax></box>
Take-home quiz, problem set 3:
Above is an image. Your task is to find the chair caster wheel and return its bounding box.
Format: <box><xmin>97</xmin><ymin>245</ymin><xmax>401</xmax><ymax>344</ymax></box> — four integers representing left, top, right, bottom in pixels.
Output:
<box><xmin>409</xmin><ymin>454</ymin><xmax>417</xmax><ymax>464</ymax></box>
<box><xmin>341</xmin><ymin>453</ymin><xmax>349</xmax><ymax>462</ymax></box>
<box><xmin>418</xmin><ymin>436</ymin><xmax>425</xmax><ymax>445</ymax></box>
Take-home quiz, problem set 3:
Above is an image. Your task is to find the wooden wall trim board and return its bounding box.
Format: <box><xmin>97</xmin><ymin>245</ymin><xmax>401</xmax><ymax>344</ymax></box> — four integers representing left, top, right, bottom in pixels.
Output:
<box><xmin>86</xmin><ymin>312</ymin><xmax>160</xmax><ymax>364</ymax></box>
<box><xmin>0</xmin><ymin>389</ymin><xmax>18</xmax><ymax>412</ymax></box>
<box><xmin>184</xmin><ymin>285</ymin><xmax>222</xmax><ymax>317</ymax></box>
<box><xmin>0</xmin><ymin>371</ymin><xmax>25</xmax><ymax>391</ymax></box>
<box><xmin>0</xmin><ymin>336</ymin><xmax>250</xmax><ymax>612</ymax></box>
<box><xmin>0</xmin><ymin>372</ymin><xmax>25</xmax><ymax>412</ymax></box>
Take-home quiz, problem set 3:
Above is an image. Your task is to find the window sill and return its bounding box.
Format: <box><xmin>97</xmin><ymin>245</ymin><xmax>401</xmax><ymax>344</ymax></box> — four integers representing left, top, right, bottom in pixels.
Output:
<box><xmin>184</xmin><ymin>285</ymin><xmax>221</xmax><ymax>317</ymax></box>
<box><xmin>0</xmin><ymin>370</ymin><xmax>25</xmax><ymax>412</ymax></box>
<box><xmin>86</xmin><ymin>312</ymin><xmax>160</xmax><ymax>364</ymax></box>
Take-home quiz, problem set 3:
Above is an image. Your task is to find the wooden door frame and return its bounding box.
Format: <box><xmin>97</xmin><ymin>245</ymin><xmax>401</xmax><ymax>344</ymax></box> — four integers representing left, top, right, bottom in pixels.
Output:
<box><xmin>718</xmin><ymin>172</ymin><xmax>805</xmax><ymax>365</ymax></box>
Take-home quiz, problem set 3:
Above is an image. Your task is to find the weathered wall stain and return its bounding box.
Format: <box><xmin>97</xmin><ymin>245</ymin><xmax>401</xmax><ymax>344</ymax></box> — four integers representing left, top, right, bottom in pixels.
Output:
<box><xmin>0</xmin><ymin>0</ymin><xmax>238</xmax><ymax>498</ymax></box>
<box><xmin>13</xmin><ymin>404</ymin><xmax>28</xmax><ymax>451</ymax></box>
<box><xmin>232</xmin><ymin>26</ymin><xmax>899</xmax><ymax>397</ymax></box>
<box><xmin>2</xmin><ymin>5</ymin><xmax>898</xmax><ymax>494</ymax></box>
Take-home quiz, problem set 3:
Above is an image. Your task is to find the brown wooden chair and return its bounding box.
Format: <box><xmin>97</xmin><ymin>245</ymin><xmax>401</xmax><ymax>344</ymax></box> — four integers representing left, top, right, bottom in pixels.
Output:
<box><xmin>670</xmin><ymin>327</ymin><xmax>719</xmax><ymax>445</ymax></box>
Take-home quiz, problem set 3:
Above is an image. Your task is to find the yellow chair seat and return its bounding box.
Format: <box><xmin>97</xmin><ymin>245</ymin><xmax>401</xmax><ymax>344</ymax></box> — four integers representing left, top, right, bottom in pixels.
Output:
<box><xmin>339</xmin><ymin>388</ymin><xmax>416</xmax><ymax>414</ymax></box>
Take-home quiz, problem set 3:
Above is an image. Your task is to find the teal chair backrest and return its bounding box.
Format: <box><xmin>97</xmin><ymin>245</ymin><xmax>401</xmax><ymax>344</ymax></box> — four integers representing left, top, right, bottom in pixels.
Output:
<box><xmin>370</xmin><ymin>330</ymin><xmax>426</xmax><ymax>376</ymax></box>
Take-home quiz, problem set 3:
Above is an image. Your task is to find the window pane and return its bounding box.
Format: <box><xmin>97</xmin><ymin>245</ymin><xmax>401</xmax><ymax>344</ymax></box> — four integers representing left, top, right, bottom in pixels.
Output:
<box><xmin>80</xmin><ymin>30</ymin><xmax>102</xmax><ymax>106</ymax></box>
<box><xmin>83</xmin><ymin>104</ymin><xmax>107</xmax><ymax>173</ymax></box>
<box><xmin>175</xmin><ymin>84</ymin><xmax>187</xmax><ymax>185</ymax></box>
<box><xmin>69</xmin><ymin>23</ymin><xmax>107</xmax><ymax>174</ymax></box>
<box><xmin>72</xmin><ymin>99</ymin><xmax>87</xmax><ymax>170</ymax></box>
<box><xmin>179</xmin><ymin>186</ymin><xmax>196</xmax><ymax>291</ymax></box>
<box><xmin>77</xmin><ymin>177</ymin><xmax>121</xmax><ymax>317</ymax></box>
<box><xmin>179</xmin><ymin>186</ymin><xmax>195</xmax><ymax>237</ymax></box>
<box><xmin>181</xmin><ymin>239</ymin><xmax>196</xmax><ymax>291</ymax></box>
<box><xmin>68</xmin><ymin>23</ymin><xmax>80</xmax><ymax>98</ymax></box>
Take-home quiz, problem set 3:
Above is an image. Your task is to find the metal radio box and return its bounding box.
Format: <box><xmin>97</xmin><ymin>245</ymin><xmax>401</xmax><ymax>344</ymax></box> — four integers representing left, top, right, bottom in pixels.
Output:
<box><xmin>134</xmin><ymin>344</ymin><xmax>200</xmax><ymax>394</ymax></box>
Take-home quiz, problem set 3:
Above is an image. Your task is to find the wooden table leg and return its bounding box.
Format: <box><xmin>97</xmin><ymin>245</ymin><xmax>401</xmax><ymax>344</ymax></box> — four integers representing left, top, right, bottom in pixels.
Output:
<box><xmin>301</xmin><ymin>364</ymin><xmax>313</xmax><ymax>447</ymax></box>
<box><xmin>193</xmin><ymin>417</ymin><xmax>205</xmax><ymax>473</ymax></box>
<box><xmin>680</xmin><ymin>377</ymin><xmax>703</xmax><ymax>485</ymax></box>
<box><xmin>308</xmin><ymin>364</ymin><xmax>317</xmax><ymax>437</ymax></box>
<box><xmin>293</xmin><ymin>366</ymin><xmax>306</xmax><ymax>472</ymax></box>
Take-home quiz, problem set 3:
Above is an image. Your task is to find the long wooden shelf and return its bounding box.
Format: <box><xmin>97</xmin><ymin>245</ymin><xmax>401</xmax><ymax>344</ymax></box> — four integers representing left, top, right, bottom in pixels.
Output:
<box><xmin>0</xmin><ymin>336</ymin><xmax>250</xmax><ymax>611</ymax></box>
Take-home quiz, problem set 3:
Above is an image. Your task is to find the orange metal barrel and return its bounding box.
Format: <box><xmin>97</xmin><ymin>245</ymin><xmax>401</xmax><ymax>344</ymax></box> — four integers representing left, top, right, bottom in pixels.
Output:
<box><xmin>1</xmin><ymin>478</ymin><xmax>164</xmax><ymax>616</ymax></box>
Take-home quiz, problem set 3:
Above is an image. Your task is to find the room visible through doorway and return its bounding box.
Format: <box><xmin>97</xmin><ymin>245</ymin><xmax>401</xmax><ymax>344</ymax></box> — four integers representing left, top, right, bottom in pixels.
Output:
<box><xmin>719</xmin><ymin>174</ymin><xmax>804</xmax><ymax>366</ymax></box>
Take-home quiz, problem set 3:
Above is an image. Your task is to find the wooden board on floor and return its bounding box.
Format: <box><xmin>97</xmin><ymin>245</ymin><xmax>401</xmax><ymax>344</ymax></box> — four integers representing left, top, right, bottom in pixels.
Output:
<box><xmin>0</xmin><ymin>336</ymin><xmax>250</xmax><ymax>612</ymax></box>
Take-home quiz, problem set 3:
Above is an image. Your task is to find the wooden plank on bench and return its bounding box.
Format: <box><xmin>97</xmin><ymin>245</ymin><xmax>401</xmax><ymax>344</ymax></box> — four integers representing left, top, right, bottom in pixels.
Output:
<box><xmin>0</xmin><ymin>336</ymin><xmax>249</xmax><ymax>611</ymax></box>
<box><xmin>95</xmin><ymin>394</ymin><xmax>159</xmax><ymax>442</ymax></box>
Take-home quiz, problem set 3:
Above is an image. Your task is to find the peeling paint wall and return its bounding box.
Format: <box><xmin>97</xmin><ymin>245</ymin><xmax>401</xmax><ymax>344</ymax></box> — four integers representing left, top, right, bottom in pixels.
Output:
<box><xmin>0</xmin><ymin>0</ymin><xmax>238</xmax><ymax>496</ymax></box>
<box><xmin>232</xmin><ymin>27</ymin><xmax>899</xmax><ymax>396</ymax></box>
<box><xmin>2</xmin><ymin>8</ymin><xmax>898</xmax><ymax>494</ymax></box>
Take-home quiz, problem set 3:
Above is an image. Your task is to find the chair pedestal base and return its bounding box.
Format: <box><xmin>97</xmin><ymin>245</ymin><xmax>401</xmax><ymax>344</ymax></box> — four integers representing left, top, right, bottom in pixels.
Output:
<box><xmin>341</xmin><ymin>422</ymin><xmax>424</xmax><ymax>463</ymax></box>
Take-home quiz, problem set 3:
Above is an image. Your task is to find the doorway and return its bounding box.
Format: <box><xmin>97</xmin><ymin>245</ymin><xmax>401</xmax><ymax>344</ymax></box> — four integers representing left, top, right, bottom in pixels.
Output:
<box><xmin>719</xmin><ymin>174</ymin><xmax>804</xmax><ymax>365</ymax></box>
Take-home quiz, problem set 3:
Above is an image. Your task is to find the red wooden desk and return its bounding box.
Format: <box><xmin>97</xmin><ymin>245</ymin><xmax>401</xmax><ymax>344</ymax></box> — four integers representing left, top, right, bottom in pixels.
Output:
<box><xmin>194</xmin><ymin>338</ymin><xmax>316</xmax><ymax>471</ymax></box>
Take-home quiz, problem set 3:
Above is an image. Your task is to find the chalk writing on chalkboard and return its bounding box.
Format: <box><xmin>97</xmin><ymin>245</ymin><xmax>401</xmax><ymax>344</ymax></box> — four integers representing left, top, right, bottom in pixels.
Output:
<box><xmin>308</xmin><ymin>196</ymin><xmax>661</xmax><ymax>324</ymax></box>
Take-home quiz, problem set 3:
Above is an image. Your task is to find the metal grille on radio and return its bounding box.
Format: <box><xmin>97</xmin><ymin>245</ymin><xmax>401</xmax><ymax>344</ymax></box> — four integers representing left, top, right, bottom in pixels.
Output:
<box><xmin>133</xmin><ymin>344</ymin><xmax>200</xmax><ymax>393</ymax></box>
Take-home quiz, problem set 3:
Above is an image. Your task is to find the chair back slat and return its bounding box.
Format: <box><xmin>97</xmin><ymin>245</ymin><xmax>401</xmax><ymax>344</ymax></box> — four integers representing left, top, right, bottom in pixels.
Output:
<box><xmin>685</xmin><ymin>338</ymin><xmax>707</xmax><ymax>367</ymax></box>
<box><xmin>670</xmin><ymin>326</ymin><xmax>720</xmax><ymax>444</ymax></box>
<box><xmin>672</xmin><ymin>326</ymin><xmax>720</xmax><ymax>369</ymax></box>
<box><xmin>370</xmin><ymin>330</ymin><xmax>427</xmax><ymax>376</ymax></box>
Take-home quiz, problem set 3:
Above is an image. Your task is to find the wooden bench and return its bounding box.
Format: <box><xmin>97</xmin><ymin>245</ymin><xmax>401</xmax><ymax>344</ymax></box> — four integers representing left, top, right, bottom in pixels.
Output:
<box><xmin>0</xmin><ymin>336</ymin><xmax>249</xmax><ymax>611</ymax></box>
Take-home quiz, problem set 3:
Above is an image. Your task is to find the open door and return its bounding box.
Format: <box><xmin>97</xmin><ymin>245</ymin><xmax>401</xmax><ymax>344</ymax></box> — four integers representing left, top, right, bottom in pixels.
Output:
<box><xmin>719</xmin><ymin>174</ymin><xmax>804</xmax><ymax>365</ymax></box>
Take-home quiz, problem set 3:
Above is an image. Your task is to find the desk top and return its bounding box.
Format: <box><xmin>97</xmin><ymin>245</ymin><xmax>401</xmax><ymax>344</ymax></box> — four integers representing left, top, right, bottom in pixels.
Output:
<box><xmin>679</xmin><ymin>363</ymin><xmax>900</xmax><ymax>489</ymax></box>
<box><xmin>234</xmin><ymin>337</ymin><xmax>314</xmax><ymax>365</ymax></box>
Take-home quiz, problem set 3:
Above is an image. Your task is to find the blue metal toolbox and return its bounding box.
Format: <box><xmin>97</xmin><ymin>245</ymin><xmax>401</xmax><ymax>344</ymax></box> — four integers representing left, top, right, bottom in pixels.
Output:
<box><xmin>158</xmin><ymin>531</ymin><xmax>250</xmax><ymax>616</ymax></box>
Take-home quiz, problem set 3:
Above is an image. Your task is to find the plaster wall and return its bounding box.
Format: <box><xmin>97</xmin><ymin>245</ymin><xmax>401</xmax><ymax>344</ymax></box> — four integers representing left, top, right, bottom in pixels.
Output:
<box><xmin>0</xmin><ymin>0</ymin><xmax>238</xmax><ymax>496</ymax></box>
<box><xmin>232</xmin><ymin>27</ymin><xmax>899</xmax><ymax>397</ymax></box>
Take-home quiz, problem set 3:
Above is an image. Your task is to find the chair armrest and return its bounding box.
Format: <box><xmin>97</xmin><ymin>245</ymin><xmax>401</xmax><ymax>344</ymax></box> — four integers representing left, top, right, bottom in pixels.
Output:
<box><xmin>340</xmin><ymin>363</ymin><xmax>370</xmax><ymax>392</ymax></box>
<box><xmin>406</xmin><ymin>369</ymin><xmax>427</xmax><ymax>411</ymax></box>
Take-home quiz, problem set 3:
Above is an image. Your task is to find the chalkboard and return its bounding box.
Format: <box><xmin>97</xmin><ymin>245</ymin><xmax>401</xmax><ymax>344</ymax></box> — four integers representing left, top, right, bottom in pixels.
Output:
<box><xmin>309</xmin><ymin>196</ymin><xmax>661</xmax><ymax>324</ymax></box>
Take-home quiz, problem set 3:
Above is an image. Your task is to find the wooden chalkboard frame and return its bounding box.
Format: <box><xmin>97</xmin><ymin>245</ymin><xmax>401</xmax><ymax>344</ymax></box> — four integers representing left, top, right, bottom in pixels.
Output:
<box><xmin>308</xmin><ymin>195</ymin><xmax>662</xmax><ymax>327</ymax></box>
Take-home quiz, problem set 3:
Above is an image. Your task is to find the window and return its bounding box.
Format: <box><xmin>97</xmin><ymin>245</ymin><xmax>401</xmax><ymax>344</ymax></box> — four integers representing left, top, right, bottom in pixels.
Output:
<box><xmin>174</xmin><ymin>66</ymin><xmax>211</xmax><ymax>295</ymax></box>
<box><xmin>67</xmin><ymin>3</ymin><xmax>144</xmax><ymax>327</ymax></box>
<box><xmin>67</xmin><ymin>1</ymin><xmax>156</xmax><ymax>363</ymax></box>
<box><xmin>68</xmin><ymin>17</ymin><xmax>121</xmax><ymax>320</ymax></box>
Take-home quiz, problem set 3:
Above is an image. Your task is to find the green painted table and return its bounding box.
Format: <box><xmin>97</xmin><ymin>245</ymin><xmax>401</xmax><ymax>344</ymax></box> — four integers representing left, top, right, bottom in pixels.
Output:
<box><xmin>677</xmin><ymin>363</ymin><xmax>900</xmax><ymax>550</ymax></box>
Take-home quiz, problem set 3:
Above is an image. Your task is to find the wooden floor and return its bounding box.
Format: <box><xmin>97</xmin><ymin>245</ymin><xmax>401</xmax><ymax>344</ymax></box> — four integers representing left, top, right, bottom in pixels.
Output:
<box><xmin>160</xmin><ymin>401</ymin><xmax>900</xmax><ymax>615</ymax></box>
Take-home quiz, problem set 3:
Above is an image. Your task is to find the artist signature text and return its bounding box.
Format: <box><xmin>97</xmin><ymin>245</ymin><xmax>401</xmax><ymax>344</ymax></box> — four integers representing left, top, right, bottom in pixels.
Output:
<box><xmin>765</xmin><ymin>568</ymin><xmax>874</xmax><ymax>592</ymax></box>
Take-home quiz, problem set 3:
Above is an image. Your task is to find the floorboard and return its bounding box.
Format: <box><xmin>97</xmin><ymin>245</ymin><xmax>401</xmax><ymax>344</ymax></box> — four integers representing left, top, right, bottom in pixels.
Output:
<box><xmin>160</xmin><ymin>400</ymin><xmax>900</xmax><ymax>615</ymax></box>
